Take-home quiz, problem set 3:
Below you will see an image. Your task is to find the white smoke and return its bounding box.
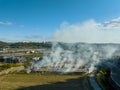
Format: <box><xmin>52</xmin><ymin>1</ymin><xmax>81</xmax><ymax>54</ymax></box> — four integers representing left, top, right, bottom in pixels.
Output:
<box><xmin>28</xmin><ymin>17</ymin><xmax>120</xmax><ymax>73</ymax></box>
<box><xmin>51</xmin><ymin>18</ymin><xmax>120</xmax><ymax>43</ymax></box>
<box><xmin>28</xmin><ymin>43</ymin><xmax>119</xmax><ymax>73</ymax></box>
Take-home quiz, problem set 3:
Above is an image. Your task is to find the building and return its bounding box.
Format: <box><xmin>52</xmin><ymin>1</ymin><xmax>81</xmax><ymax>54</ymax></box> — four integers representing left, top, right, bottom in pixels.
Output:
<box><xmin>3</xmin><ymin>56</ymin><xmax>26</xmax><ymax>64</ymax></box>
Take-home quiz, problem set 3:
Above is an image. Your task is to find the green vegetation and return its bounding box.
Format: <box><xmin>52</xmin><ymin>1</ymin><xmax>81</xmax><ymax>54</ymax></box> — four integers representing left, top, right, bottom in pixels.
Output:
<box><xmin>23</xmin><ymin>59</ymin><xmax>32</xmax><ymax>68</ymax></box>
<box><xmin>0</xmin><ymin>41</ymin><xmax>52</xmax><ymax>49</ymax></box>
<box><xmin>24</xmin><ymin>53</ymin><xmax>43</xmax><ymax>58</ymax></box>
<box><xmin>96</xmin><ymin>68</ymin><xmax>111</xmax><ymax>90</ymax></box>
<box><xmin>0</xmin><ymin>41</ymin><xmax>8</xmax><ymax>48</ymax></box>
<box><xmin>0</xmin><ymin>63</ymin><xmax>21</xmax><ymax>71</ymax></box>
<box><xmin>9</xmin><ymin>42</ymin><xmax>51</xmax><ymax>49</ymax></box>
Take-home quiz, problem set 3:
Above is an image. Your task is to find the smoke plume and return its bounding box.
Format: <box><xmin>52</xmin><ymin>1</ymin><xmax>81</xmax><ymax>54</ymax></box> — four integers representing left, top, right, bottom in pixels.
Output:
<box><xmin>28</xmin><ymin>42</ymin><xmax>119</xmax><ymax>73</ymax></box>
<box><xmin>28</xmin><ymin>17</ymin><xmax>120</xmax><ymax>73</ymax></box>
<box><xmin>51</xmin><ymin>18</ymin><xmax>120</xmax><ymax>43</ymax></box>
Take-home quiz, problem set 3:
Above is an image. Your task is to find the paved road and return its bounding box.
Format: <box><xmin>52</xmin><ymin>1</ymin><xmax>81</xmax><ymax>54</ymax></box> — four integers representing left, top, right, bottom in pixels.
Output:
<box><xmin>102</xmin><ymin>62</ymin><xmax>120</xmax><ymax>87</ymax></box>
<box><xmin>90</xmin><ymin>76</ymin><xmax>101</xmax><ymax>90</ymax></box>
<box><xmin>109</xmin><ymin>63</ymin><xmax>120</xmax><ymax>87</ymax></box>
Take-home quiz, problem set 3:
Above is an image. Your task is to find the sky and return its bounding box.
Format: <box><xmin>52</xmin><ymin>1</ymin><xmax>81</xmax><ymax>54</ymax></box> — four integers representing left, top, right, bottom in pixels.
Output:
<box><xmin>0</xmin><ymin>0</ymin><xmax>120</xmax><ymax>42</ymax></box>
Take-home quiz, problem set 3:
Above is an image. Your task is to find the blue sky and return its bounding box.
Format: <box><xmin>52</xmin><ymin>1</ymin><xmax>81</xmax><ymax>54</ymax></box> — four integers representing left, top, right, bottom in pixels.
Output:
<box><xmin>0</xmin><ymin>0</ymin><xmax>120</xmax><ymax>42</ymax></box>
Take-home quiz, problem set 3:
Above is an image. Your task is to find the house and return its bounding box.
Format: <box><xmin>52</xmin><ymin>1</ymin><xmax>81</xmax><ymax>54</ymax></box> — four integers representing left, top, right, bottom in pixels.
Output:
<box><xmin>4</xmin><ymin>56</ymin><xmax>26</xmax><ymax>64</ymax></box>
<box><xmin>5</xmin><ymin>58</ymin><xmax>12</xmax><ymax>63</ymax></box>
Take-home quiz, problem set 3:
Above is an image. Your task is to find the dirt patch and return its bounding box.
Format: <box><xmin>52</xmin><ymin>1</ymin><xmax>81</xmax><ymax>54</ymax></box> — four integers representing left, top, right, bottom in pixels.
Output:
<box><xmin>0</xmin><ymin>66</ymin><xmax>24</xmax><ymax>75</ymax></box>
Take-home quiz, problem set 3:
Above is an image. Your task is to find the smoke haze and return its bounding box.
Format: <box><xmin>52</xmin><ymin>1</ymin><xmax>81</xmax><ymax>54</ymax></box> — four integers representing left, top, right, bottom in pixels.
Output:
<box><xmin>28</xmin><ymin>17</ymin><xmax>120</xmax><ymax>73</ymax></box>
<box><xmin>28</xmin><ymin>43</ymin><xmax>120</xmax><ymax>73</ymax></box>
<box><xmin>51</xmin><ymin>17</ymin><xmax>120</xmax><ymax>43</ymax></box>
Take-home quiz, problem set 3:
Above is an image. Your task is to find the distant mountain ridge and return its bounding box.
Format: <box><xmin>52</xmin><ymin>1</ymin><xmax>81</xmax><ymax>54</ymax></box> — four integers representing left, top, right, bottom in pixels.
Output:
<box><xmin>0</xmin><ymin>41</ymin><xmax>52</xmax><ymax>49</ymax></box>
<box><xmin>1</xmin><ymin>41</ymin><xmax>120</xmax><ymax>49</ymax></box>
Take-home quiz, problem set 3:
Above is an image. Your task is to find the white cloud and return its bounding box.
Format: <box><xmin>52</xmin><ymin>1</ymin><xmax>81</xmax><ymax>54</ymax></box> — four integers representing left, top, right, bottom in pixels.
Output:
<box><xmin>103</xmin><ymin>17</ymin><xmax>120</xmax><ymax>28</ymax></box>
<box><xmin>51</xmin><ymin>18</ymin><xmax>120</xmax><ymax>43</ymax></box>
<box><xmin>0</xmin><ymin>21</ymin><xmax>13</xmax><ymax>26</ymax></box>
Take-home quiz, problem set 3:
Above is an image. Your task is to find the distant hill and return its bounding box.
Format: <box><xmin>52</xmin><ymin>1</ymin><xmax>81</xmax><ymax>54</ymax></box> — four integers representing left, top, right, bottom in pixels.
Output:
<box><xmin>0</xmin><ymin>41</ymin><xmax>52</xmax><ymax>49</ymax></box>
<box><xmin>1</xmin><ymin>41</ymin><xmax>120</xmax><ymax>49</ymax></box>
<box><xmin>0</xmin><ymin>41</ymin><xmax>9</xmax><ymax>48</ymax></box>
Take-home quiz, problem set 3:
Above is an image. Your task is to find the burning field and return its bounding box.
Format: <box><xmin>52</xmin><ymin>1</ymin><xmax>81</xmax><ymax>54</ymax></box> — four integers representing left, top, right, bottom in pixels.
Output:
<box><xmin>28</xmin><ymin>42</ymin><xmax>120</xmax><ymax>74</ymax></box>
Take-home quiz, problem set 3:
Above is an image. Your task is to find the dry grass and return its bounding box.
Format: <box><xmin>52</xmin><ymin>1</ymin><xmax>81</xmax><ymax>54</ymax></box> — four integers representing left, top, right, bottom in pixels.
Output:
<box><xmin>0</xmin><ymin>73</ymin><xmax>91</xmax><ymax>90</ymax></box>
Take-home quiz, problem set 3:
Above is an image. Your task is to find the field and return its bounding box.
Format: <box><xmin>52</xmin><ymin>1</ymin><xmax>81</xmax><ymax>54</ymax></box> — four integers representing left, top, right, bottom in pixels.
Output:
<box><xmin>0</xmin><ymin>73</ymin><xmax>91</xmax><ymax>90</ymax></box>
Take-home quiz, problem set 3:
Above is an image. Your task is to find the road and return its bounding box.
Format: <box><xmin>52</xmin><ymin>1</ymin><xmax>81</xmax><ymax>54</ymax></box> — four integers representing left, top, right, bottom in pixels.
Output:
<box><xmin>90</xmin><ymin>75</ymin><xmax>101</xmax><ymax>90</ymax></box>
<box><xmin>102</xmin><ymin>61</ymin><xmax>120</xmax><ymax>88</ymax></box>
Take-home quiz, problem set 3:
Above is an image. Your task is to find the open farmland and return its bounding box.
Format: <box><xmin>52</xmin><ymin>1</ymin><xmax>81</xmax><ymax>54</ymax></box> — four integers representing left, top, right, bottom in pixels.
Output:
<box><xmin>0</xmin><ymin>73</ymin><xmax>91</xmax><ymax>90</ymax></box>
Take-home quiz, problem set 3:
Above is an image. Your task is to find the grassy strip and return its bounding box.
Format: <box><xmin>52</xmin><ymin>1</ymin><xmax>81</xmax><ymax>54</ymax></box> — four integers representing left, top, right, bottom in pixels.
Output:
<box><xmin>96</xmin><ymin>75</ymin><xmax>105</xmax><ymax>90</ymax></box>
<box><xmin>96</xmin><ymin>68</ymin><xmax>111</xmax><ymax>90</ymax></box>
<box><xmin>0</xmin><ymin>63</ymin><xmax>21</xmax><ymax>72</ymax></box>
<box><xmin>24</xmin><ymin>53</ymin><xmax>43</xmax><ymax>58</ymax></box>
